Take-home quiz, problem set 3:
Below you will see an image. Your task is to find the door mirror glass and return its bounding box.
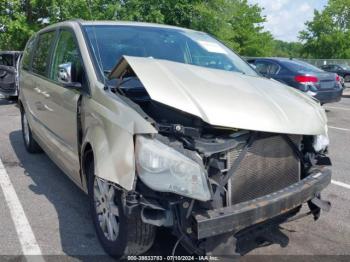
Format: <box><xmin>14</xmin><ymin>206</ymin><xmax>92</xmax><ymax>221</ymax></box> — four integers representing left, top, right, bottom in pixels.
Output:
<box><xmin>57</xmin><ymin>62</ymin><xmax>81</xmax><ymax>89</ymax></box>
<box><xmin>58</xmin><ymin>62</ymin><xmax>72</xmax><ymax>83</ymax></box>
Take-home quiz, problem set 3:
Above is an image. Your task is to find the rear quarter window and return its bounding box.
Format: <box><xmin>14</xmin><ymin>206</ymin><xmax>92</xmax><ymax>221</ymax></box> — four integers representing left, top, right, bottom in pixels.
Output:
<box><xmin>32</xmin><ymin>31</ymin><xmax>56</xmax><ymax>76</ymax></box>
<box><xmin>282</xmin><ymin>60</ymin><xmax>323</xmax><ymax>73</ymax></box>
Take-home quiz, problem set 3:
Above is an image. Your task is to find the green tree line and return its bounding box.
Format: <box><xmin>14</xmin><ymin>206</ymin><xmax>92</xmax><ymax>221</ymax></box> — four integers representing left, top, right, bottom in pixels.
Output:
<box><xmin>0</xmin><ymin>0</ymin><xmax>349</xmax><ymax>59</ymax></box>
<box><xmin>300</xmin><ymin>0</ymin><xmax>350</xmax><ymax>58</ymax></box>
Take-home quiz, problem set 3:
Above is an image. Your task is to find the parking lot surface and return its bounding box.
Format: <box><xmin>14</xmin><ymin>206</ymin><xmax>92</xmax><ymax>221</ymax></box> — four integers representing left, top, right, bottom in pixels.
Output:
<box><xmin>0</xmin><ymin>90</ymin><xmax>349</xmax><ymax>260</ymax></box>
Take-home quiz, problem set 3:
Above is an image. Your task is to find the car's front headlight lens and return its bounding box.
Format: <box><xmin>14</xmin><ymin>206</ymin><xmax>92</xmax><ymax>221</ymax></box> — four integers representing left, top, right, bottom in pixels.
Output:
<box><xmin>135</xmin><ymin>136</ymin><xmax>211</xmax><ymax>201</ymax></box>
<box><xmin>313</xmin><ymin>132</ymin><xmax>329</xmax><ymax>152</ymax></box>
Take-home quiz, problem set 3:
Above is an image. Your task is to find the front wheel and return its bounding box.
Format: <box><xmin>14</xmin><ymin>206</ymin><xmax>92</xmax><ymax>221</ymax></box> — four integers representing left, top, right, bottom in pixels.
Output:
<box><xmin>87</xmin><ymin>161</ymin><xmax>156</xmax><ymax>258</ymax></box>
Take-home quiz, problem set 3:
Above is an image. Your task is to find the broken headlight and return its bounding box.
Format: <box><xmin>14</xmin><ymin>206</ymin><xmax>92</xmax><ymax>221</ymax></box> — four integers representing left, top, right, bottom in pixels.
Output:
<box><xmin>313</xmin><ymin>133</ymin><xmax>329</xmax><ymax>152</ymax></box>
<box><xmin>135</xmin><ymin>136</ymin><xmax>211</xmax><ymax>201</ymax></box>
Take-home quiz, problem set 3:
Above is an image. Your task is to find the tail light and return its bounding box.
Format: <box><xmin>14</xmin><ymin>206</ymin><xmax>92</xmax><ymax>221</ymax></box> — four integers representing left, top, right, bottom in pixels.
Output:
<box><xmin>336</xmin><ymin>74</ymin><xmax>341</xmax><ymax>82</ymax></box>
<box><xmin>295</xmin><ymin>75</ymin><xmax>319</xmax><ymax>83</ymax></box>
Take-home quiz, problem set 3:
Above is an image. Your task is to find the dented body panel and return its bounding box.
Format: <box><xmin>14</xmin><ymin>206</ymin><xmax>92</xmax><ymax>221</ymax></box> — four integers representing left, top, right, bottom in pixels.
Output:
<box><xmin>110</xmin><ymin>56</ymin><xmax>327</xmax><ymax>136</ymax></box>
<box><xmin>81</xmin><ymin>83</ymin><xmax>157</xmax><ymax>190</ymax></box>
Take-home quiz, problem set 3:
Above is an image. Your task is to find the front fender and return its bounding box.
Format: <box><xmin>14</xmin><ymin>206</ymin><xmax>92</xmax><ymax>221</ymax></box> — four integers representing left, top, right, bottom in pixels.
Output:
<box><xmin>82</xmin><ymin>123</ymin><xmax>136</xmax><ymax>190</ymax></box>
<box><xmin>81</xmin><ymin>89</ymin><xmax>157</xmax><ymax>191</ymax></box>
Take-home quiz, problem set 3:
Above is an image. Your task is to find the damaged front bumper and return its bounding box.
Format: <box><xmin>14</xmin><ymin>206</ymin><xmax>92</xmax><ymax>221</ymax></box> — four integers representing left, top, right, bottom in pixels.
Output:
<box><xmin>192</xmin><ymin>167</ymin><xmax>331</xmax><ymax>239</ymax></box>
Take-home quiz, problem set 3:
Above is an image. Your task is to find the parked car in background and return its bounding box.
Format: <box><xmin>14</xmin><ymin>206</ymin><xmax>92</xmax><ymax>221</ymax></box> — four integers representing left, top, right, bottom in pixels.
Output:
<box><xmin>321</xmin><ymin>64</ymin><xmax>350</xmax><ymax>83</ymax></box>
<box><xmin>19</xmin><ymin>21</ymin><xmax>332</xmax><ymax>259</ymax></box>
<box><xmin>0</xmin><ymin>51</ymin><xmax>22</xmax><ymax>98</ymax></box>
<box><xmin>339</xmin><ymin>75</ymin><xmax>345</xmax><ymax>88</ymax></box>
<box><xmin>248</xmin><ymin>58</ymin><xmax>343</xmax><ymax>104</ymax></box>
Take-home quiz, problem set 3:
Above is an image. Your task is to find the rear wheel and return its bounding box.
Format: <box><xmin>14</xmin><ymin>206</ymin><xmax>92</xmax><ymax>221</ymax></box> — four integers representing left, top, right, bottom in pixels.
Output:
<box><xmin>87</xmin><ymin>158</ymin><xmax>156</xmax><ymax>258</ymax></box>
<box><xmin>21</xmin><ymin>110</ymin><xmax>42</xmax><ymax>153</ymax></box>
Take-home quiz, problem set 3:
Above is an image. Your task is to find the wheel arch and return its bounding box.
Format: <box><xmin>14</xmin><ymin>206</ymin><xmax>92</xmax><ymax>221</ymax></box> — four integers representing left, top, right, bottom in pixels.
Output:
<box><xmin>81</xmin><ymin>141</ymin><xmax>94</xmax><ymax>192</ymax></box>
<box><xmin>18</xmin><ymin>99</ymin><xmax>24</xmax><ymax>113</ymax></box>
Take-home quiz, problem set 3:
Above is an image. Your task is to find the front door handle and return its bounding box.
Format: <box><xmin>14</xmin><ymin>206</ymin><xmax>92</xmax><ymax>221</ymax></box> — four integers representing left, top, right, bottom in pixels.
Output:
<box><xmin>41</xmin><ymin>91</ymin><xmax>50</xmax><ymax>98</ymax></box>
<box><xmin>34</xmin><ymin>87</ymin><xmax>41</xmax><ymax>93</ymax></box>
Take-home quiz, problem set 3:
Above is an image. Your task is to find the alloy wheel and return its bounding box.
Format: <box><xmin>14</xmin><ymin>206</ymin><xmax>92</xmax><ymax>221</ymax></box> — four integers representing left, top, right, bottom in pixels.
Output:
<box><xmin>93</xmin><ymin>177</ymin><xmax>120</xmax><ymax>241</ymax></box>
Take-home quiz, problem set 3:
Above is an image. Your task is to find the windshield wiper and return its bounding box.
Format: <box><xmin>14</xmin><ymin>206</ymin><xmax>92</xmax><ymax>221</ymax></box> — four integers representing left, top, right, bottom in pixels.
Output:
<box><xmin>113</xmin><ymin>76</ymin><xmax>139</xmax><ymax>95</ymax></box>
<box><xmin>118</xmin><ymin>77</ymin><xmax>135</xmax><ymax>87</ymax></box>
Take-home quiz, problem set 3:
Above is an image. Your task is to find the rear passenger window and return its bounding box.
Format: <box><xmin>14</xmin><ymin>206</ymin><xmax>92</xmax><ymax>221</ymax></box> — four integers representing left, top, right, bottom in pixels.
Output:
<box><xmin>22</xmin><ymin>37</ymin><xmax>35</xmax><ymax>70</ymax></box>
<box><xmin>255</xmin><ymin>61</ymin><xmax>279</xmax><ymax>75</ymax></box>
<box><xmin>32</xmin><ymin>31</ymin><xmax>56</xmax><ymax>76</ymax></box>
<box><xmin>268</xmin><ymin>63</ymin><xmax>280</xmax><ymax>74</ymax></box>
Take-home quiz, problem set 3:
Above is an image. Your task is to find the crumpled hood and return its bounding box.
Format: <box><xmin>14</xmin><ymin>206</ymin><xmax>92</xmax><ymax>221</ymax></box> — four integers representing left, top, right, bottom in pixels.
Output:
<box><xmin>110</xmin><ymin>56</ymin><xmax>328</xmax><ymax>135</ymax></box>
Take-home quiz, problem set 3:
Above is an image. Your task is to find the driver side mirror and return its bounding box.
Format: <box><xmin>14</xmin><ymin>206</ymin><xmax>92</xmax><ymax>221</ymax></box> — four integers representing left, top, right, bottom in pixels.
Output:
<box><xmin>58</xmin><ymin>62</ymin><xmax>82</xmax><ymax>89</ymax></box>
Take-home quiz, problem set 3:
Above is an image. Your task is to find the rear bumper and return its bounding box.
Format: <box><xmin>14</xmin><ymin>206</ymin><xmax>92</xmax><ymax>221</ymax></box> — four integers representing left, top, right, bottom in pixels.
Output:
<box><xmin>315</xmin><ymin>88</ymin><xmax>343</xmax><ymax>104</ymax></box>
<box><xmin>193</xmin><ymin>167</ymin><xmax>331</xmax><ymax>239</ymax></box>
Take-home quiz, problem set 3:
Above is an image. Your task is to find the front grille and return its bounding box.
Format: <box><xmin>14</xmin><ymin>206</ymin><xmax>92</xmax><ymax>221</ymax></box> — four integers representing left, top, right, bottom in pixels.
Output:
<box><xmin>226</xmin><ymin>135</ymin><xmax>301</xmax><ymax>204</ymax></box>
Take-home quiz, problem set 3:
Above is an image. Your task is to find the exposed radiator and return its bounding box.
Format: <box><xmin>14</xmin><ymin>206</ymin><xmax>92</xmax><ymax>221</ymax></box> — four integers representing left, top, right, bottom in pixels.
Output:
<box><xmin>226</xmin><ymin>135</ymin><xmax>301</xmax><ymax>205</ymax></box>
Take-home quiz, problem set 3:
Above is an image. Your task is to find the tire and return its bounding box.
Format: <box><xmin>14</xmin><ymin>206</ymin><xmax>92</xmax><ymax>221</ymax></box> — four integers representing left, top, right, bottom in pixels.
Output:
<box><xmin>21</xmin><ymin>109</ymin><xmax>42</xmax><ymax>153</ymax></box>
<box><xmin>8</xmin><ymin>96</ymin><xmax>18</xmax><ymax>102</ymax></box>
<box><xmin>87</xmin><ymin>157</ymin><xmax>156</xmax><ymax>259</ymax></box>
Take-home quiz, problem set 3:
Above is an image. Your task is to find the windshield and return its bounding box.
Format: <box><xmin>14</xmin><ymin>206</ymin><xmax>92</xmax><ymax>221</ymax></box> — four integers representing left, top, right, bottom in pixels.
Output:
<box><xmin>282</xmin><ymin>60</ymin><xmax>323</xmax><ymax>73</ymax></box>
<box><xmin>83</xmin><ymin>25</ymin><xmax>258</xmax><ymax>78</ymax></box>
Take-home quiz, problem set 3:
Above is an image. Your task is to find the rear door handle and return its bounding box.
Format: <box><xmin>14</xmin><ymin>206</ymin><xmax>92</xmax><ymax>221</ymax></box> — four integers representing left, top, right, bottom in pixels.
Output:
<box><xmin>34</xmin><ymin>87</ymin><xmax>41</xmax><ymax>93</ymax></box>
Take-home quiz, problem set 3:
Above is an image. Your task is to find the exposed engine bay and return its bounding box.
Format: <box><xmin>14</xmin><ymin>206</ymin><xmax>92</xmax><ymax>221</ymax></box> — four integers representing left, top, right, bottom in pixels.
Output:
<box><xmin>108</xmin><ymin>65</ymin><xmax>332</xmax><ymax>255</ymax></box>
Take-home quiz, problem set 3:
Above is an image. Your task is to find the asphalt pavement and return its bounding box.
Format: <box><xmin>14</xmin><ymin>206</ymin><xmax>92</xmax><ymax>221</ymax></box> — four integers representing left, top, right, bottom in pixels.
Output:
<box><xmin>0</xmin><ymin>90</ymin><xmax>349</xmax><ymax>261</ymax></box>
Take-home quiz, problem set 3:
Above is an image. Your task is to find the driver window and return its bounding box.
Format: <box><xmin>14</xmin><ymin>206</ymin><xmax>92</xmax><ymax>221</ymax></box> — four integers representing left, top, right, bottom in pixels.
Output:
<box><xmin>49</xmin><ymin>30</ymin><xmax>83</xmax><ymax>83</ymax></box>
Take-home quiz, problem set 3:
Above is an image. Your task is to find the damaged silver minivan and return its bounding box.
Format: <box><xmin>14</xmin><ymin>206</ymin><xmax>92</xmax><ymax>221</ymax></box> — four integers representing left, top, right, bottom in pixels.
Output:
<box><xmin>18</xmin><ymin>20</ymin><xmax>332</xmax><ymax>258</ymax></box>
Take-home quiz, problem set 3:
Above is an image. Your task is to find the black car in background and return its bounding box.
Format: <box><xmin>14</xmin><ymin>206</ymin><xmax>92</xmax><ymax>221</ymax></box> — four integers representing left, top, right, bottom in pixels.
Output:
<box><xmin>248</xmin><ymin>58</ymin><xmax>343</xmax><ymax>104</ymax></box>
<box><xmin>321</xmin><ymin>64</ymin><xmax>350</xmax><ymax>83</ymax></box>
<box><xmin>0</xmin><ymin>51</ymin><xmax>22</xmax><ymax>98</ymax></box>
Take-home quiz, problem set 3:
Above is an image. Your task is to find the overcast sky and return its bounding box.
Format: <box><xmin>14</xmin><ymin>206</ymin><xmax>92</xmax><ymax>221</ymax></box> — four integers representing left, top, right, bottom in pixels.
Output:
<box><xmin>248</xmin><ymin>0</ymin><xmax>328</xmax><ymax>42</ymax></box>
